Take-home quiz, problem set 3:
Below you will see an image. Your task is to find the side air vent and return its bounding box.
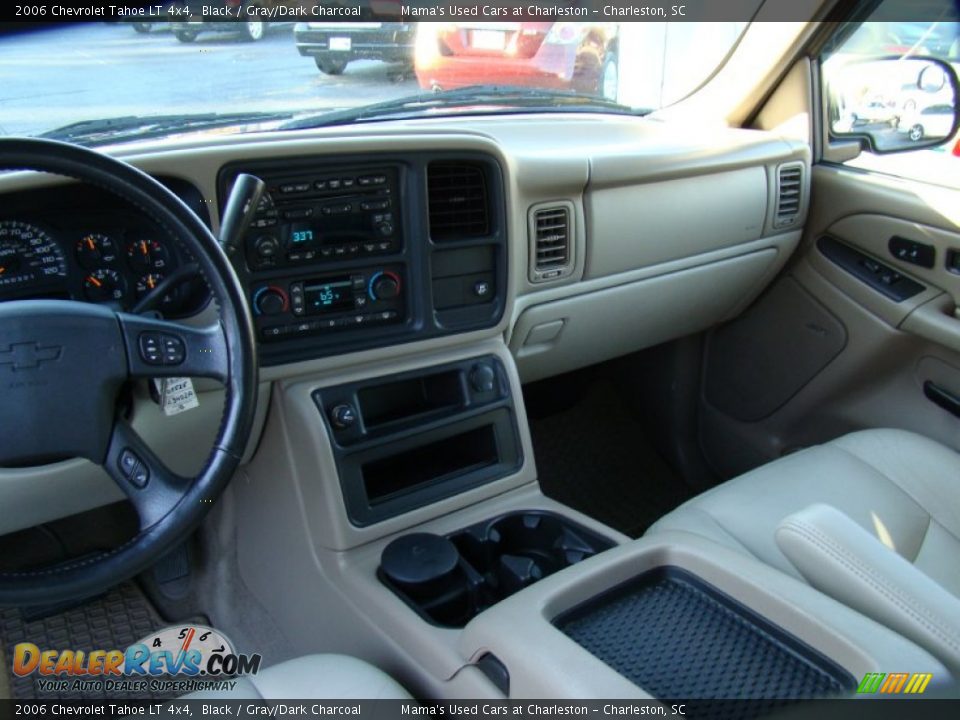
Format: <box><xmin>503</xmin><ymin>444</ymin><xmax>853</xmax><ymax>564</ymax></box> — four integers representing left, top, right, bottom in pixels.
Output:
<box><xmin>427</xmin><ymin>162</ymin><xmax>490</xmax><ymax>241</ymax></box>
<box><xmin>774</xmin><ymin>162</ymin><xmax>804</xmax><ymax>229</ymax></box>
<box><xmin>529</xmin><ymin>202</ymin><xmax>575</xmax><ymax>283</ymax></box>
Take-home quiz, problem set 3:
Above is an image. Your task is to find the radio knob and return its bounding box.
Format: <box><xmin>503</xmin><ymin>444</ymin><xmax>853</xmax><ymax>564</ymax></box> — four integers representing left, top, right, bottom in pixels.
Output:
<box><xmin>254</xmin><ymin>235</ymin><xmax>280</xmax><ymax>259</ymax></box>
<box><xmin>255</xmin><ymin>287</ymin><xmax>288</xmax><ymax>316</ymax></box>
<box><xmin>376</xmin><ymin>222</ymin><xmax>394</xmax><ymax>237</ymax></box>
<box><xmin>371</xmin><ymin>273</ymin><xmax>400</xmax><ymax>301</ymax></box>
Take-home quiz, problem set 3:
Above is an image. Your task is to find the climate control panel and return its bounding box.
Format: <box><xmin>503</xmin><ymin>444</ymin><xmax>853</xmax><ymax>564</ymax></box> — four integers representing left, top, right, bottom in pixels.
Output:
<box><xmin>253</xmin><ymin>266</ymin><xmax>405</xmax><ymax>342</ymax></box>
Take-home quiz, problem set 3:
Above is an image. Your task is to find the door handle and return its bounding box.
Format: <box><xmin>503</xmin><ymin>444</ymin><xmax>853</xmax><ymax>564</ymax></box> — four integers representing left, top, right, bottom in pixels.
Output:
<box><xmin>924</xmin><ymin>381</ymin><xmax>960</xmax><ymax>420</ymax></box>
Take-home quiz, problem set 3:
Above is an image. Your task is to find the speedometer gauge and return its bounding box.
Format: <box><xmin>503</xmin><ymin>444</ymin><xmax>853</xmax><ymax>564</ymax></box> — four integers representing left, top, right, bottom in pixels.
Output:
<box><xmin>0</xmin><ymin>221</ymin><xmax>67</xmax><ymax>292</ymax></box>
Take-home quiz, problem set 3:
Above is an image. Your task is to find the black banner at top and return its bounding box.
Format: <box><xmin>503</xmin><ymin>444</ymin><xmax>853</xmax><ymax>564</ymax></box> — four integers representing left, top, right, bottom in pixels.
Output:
<box><xmin>1</xmin><ymin>0</ymin><xmax>959</xmax><ymax>24</ymax></box>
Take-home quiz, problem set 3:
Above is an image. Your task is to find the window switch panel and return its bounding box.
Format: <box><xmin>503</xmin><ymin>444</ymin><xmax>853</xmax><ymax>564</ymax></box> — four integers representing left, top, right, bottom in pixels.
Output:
<box><xmin>889</xmin><ymin>236</ymin><xmax>935</xmax><ymax>269</ymax></box>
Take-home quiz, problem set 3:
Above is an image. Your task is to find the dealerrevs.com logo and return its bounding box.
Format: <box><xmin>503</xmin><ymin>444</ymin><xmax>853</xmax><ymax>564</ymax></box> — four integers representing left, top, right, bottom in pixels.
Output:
<box><xmin>12</xmin><ymin>624</ymin><xmax>262</xmax><ymax>695</ymax></box>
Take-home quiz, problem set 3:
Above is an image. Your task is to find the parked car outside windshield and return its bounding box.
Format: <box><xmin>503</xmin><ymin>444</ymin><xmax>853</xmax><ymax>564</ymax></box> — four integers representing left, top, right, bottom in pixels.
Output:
<box><xmin>0</xmin><ymin>20</ymin><xmax>744</xmax><ymax>145</ymax></box>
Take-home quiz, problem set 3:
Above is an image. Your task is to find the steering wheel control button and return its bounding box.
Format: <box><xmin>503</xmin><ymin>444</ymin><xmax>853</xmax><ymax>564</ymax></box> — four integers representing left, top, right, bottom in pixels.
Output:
<box><xmin>138</xmin><ymin>332</ymin><xmax>186</xmax><ymax>366</ymax></box>
<box><xmin>161</xmin><ymin>335</ymin><xmax>185</xmax><ymax>365</ymax></box>
<box><xmin>119</xmin><ymin>449</ymin><xmax>138</xmax><ymax>476</ymax></box>
<box><xmin>138</xmin><ymin>333</ymin><xmax>163</xmax><ymax>365</ymax></box>
<box><xmin>329</xmin><ymin>403</ymin><xmax>358</xmax><ymax>430</ymax></box>
<box><xmin>118</xmin><ymin>449</ymin><xmax>149</xmax><ymax>488</ymax></box>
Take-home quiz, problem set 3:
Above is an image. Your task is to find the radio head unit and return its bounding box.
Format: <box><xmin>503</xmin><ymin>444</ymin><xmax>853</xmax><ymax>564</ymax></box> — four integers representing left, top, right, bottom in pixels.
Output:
<box><xmin>243</xmin><ymin>166</ymin><xmax>401</xmax><ymax>273</ymax></box>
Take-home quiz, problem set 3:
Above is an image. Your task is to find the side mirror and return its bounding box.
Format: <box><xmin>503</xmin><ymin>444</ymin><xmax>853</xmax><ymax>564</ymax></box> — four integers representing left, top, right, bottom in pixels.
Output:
<box><xmin>826</xmin><ymin>56</ymin><xmax>959</xmax><ymax>154</ymax></box>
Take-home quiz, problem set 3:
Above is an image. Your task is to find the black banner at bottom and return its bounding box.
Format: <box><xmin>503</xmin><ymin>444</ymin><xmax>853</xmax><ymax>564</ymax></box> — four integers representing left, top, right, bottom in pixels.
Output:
<box><xmin>1</xmin><ymin>699</ymin><xmax>960</xmax><ymax>720</ymax></box>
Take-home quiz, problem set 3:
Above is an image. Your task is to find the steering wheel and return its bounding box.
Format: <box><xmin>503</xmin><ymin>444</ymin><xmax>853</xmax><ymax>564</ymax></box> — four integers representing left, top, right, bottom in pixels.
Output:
<box><xmin>0</xmin><ymin>139</ymin><xmax>258</xmax><ymax>606</ymax></box>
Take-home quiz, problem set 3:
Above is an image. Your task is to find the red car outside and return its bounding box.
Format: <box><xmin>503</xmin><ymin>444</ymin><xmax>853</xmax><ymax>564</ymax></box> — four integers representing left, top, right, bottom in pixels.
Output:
<box><xmin>414</xmin><ymin>22</ymin><xmax>619</xmax><ymax>100</ymax></box>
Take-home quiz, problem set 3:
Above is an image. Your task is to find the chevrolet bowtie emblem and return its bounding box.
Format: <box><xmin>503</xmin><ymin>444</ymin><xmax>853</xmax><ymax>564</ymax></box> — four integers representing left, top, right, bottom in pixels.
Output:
<box><xmin>0</xmin><ymin>342</ymin><xmax>63</xmax><ymax>371</ymax></box>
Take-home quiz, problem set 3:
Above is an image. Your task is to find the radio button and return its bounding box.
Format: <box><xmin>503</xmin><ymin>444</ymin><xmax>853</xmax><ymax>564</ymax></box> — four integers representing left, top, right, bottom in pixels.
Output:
<box><xmin>283</xmin><ymin>208</ymin><xmax>313</xmax><ymax>220</ymax></box>
<box><xmin>320</xmin><ymin>247</ymin><xmax>334</xmax><ymax>258</ymax></box>
<box><xmin>362</xmin><ymin>242</ymin><xmax>376</xmax><ymax>254</ymax></box>
<box><xmin>315</xmin><ymin>180</ymin><xmax>327</xmax><ymax>190</ymax></box>
<box><xmin>346</xmin><ymin>243</ymin><xmax>360</xmax><ymax>255</ymax></box>
<box><xmin>328</xmin><ymin>179</ymin><xmax>341</xmax><ymax>190</ymax></box>
<box><xmin>254</xmin><ymin>235</ymin><xmax>281</xmax><ymax>259</ymax></box>
<box><xmin>342</xmin><ymin>178</ymin><xmax>355</xmax><ymax>188</ymax></box>
<box><xmin>377</xmin><ymin>241</ymin><xmax>392</xmax><ymax>252</ymax></box>
<box><xmin>333</xmin><ymin>246</ymin><xmax>347</xmax><ymax>256</ymax></box>
<box><xmin>351</xmin><ymin>275</ymin><xmax>366</xmax><ymax>290</ymax></box>
<box><xmin>376</xmin><ymin>222</ymin><xmax>394</xmax><ymax>237</ymax></box>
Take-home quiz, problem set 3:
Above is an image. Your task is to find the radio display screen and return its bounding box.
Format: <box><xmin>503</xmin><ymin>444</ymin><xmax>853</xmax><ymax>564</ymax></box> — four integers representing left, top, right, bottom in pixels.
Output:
<box><xmin>303</xmin><ymin>276</ymin><xmax>354</xmax><ymax>315</ymax></box>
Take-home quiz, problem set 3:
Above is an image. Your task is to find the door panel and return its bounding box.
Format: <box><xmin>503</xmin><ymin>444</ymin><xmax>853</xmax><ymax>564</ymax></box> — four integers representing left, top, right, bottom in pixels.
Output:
<box><xmin>700</xmin><ymin>163</ymin><xmax>960</xmax><ymax>479</ymax></box>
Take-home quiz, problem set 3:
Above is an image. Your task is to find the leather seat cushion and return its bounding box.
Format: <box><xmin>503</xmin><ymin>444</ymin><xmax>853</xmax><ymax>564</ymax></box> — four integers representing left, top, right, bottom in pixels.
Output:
<box><xmin>647</xmin><ymin>429</ymin><xmax>960</xmax><ymax>597</ymax></box>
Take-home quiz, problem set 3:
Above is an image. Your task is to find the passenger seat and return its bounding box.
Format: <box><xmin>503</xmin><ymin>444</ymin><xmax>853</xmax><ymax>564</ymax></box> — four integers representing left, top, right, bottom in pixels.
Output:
<box><xmin>647</xmin><ymin>429</ymin><xmax>960</xmax><ymax>672</ymax></box>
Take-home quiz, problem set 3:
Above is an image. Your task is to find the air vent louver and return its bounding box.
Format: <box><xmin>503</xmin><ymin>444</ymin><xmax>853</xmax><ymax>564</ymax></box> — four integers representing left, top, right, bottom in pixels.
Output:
<box><xmin>534</xmin><ymin>207</ymin><xmax>570</xmax><ymax>268</ymax></box>
<box><xmin>529</xmin><ymin>203</ymin><xmax>574</xmax><ymax>282</ymax></box>
<box><xmin>774</xmin><ymin>163</ymin><xmax>804</xmax><ymax>228</ymax></box>
<box><xmin>427</xmin><ymin>162</ymin><xmax>490</xmax><ymax>241</ymax></box>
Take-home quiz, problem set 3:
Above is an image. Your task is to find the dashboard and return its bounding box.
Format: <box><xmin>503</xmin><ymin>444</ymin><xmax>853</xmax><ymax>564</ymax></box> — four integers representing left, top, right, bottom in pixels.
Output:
<box><xmin>0</xmin><ymin>179</ymin><xmax>210</xmax><ymax>317</ymax></box>
<box><xmin>0</xmin><ymin>115</ymin><xmax>809</xmax><ymax>382</ymax></box>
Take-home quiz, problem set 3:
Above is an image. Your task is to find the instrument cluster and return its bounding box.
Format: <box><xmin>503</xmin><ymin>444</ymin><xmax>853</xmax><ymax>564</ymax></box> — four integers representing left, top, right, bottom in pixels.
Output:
<box><xmin>0</xmin><ymin>215</ymin><xmax>195</xmax><ymax>315</ymax></box>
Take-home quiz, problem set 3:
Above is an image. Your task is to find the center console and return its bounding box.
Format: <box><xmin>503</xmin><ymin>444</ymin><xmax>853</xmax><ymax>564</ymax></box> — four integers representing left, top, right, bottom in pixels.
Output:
<box><xmin>218</xmin><ymin>153</ymin><xmax>508</xmax><ymax>366</ymax></box>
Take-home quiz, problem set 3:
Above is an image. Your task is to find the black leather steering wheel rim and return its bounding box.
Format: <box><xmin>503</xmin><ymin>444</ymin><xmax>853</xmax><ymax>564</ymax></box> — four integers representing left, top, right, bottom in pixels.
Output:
<box><xmin>0</xmin><ymin>138</ymin><xmax>258</xmax><ymax>607</ymax></box>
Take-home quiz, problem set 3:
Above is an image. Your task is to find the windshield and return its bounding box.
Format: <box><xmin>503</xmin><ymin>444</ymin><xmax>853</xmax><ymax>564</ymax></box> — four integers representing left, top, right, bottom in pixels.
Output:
<box><xmin>0</xmin><ymin>17</ymin><xmax>747</xmax><ymax>146</ymax></box>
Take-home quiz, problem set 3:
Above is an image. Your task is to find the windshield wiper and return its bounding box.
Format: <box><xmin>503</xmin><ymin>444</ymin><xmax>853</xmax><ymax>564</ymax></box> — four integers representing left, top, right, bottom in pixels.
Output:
<box><xmin>38</xmin><ymin>111</ymin><xmax>294</xmax><ymax>146</ymax></box>
<box><xmin>282</xmin><ymin>85</ymin><xmax>643</xmax><ymax>131</ymax></box>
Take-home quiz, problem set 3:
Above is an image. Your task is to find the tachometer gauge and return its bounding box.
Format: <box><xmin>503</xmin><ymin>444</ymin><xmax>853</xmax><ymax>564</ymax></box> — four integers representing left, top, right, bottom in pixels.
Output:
<box><xmin>76</xmin><ymin>233</ymin><xmax>118</xmax><ymax>270</ymax></box>
<box><xmin>0</xmin><ymin>221</ymin><xmax>67</xmax><ymax>292</ymax></box>
<box><xmin>126</xmin><ymin>238</ymin><xmax>169</xmax><ymax>272</ymax></box>
<box><xmin>83</xmin><ymin>268</ymin><xmax>127</xmax><ymax>303</ymax></box>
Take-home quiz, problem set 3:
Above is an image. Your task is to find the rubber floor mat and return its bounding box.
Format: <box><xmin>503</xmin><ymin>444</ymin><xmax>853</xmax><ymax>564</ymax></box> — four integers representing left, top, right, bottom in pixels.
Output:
<box><xmin>1</xmin><ymin>582</ymin><xmax>169</xmax><ymax>700</ymax></box>
<box><xmin>527</xmin><ymin>378</ymin><xmax>693</xmax><ymax>538</ymax></box>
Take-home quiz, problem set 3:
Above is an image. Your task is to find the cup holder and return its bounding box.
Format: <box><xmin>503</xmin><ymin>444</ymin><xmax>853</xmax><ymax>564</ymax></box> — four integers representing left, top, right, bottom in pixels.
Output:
<box><xmin>379</xmin><ymin>511</ymin><xmax>614</xmax><ymax>627</ymax></box>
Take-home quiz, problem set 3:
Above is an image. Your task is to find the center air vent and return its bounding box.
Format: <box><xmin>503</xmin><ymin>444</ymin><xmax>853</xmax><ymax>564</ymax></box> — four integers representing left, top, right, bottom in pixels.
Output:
<box><xmin>774</xmin><ymin>162</ymin><xmax>804</xmax><ymax>229</ymax></box>
<box><xmin>529</xmin><ymin>202</ymin><xmax>575</xmax><ymax>283</ymax></box>
<box><xmin>427</xmin><ymin>162</ymin><xmax>490</xmax><ymax>241</ymax></box>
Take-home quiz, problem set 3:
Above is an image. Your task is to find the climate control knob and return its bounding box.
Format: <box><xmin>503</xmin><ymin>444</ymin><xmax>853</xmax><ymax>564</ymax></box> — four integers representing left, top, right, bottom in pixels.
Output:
<box><xmin>370</xmin><ymin>272</ymin><xmax>401</xmax><ymax>301</ymax></box>
<box><xmin>254</xmin><ymin>286</ymin><xmax>288</xmax><ymax>316</ymax></box>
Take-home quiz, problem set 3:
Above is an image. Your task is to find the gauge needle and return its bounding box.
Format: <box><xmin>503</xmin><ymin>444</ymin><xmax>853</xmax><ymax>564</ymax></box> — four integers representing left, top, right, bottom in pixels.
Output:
<box><xmin>147</xmin><ymin>276</ymin><xmax>156</xmax><ymax>289</ymax></box>
<box><xmin>0</xmin><ymin>266</ymin><xmax>5</xmax><ymax>275</ymax></box>
<box><xmin>88</xmin><ymin>276</ymin><xmax>102</xmax><ymax>287</ymax></box>
<box><xmin>86</xmin><ymin>237</ymin><xmax>95</xmax><ymax>250</ymax></box>
<box><xmin>140</xmin><ymin>240</ymin><xmax>148</xmax><ymax>255</ymax></box>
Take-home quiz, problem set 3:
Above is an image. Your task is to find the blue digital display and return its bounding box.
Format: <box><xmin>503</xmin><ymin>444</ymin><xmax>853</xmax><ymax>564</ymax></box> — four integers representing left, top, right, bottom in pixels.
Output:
<box><xmin>303</xmin><ymin>277</ymin><xmax>353</xmax><ymax>315</ymax></box>
<box><xmin>291</xmin><ymin>229</ymin><xmax>314</xmax><ymax>244</ymax></box>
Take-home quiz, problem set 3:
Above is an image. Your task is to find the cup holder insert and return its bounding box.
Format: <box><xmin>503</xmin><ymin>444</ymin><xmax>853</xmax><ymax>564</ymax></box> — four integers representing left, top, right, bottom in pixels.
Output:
<box><xmin>378</xmin><ymin>511</ymin><xmax>614</xmax><ymax>628</ymax></box>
